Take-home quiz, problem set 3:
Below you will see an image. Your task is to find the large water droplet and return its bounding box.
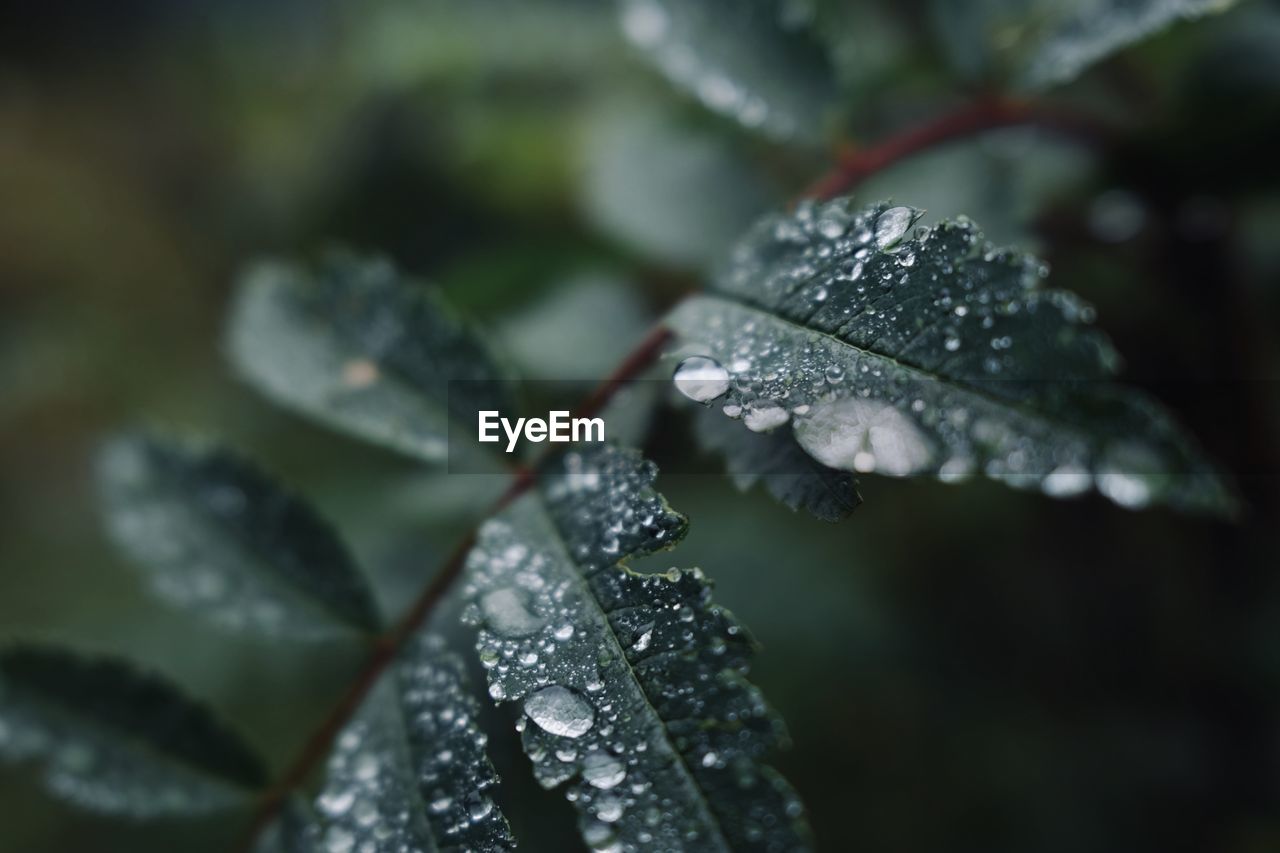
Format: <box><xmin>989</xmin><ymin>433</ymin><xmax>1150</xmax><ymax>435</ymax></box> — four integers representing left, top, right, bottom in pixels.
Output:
<box><xmin>673</xmin><ymin>356</ymin><xmax>730</xmax><ymax>403</ymax></box>
<box><xmin>743</xmin><ymin>399</ymin><xmax>790</xmax><ymax>432</ymax></box>
<box><xmin>582</xmin><ymin>751</ymin><xmax>627</xmax><ymax>789</ymax></box>
<box><xmin>795</xmin><ymin>397</ymin><xmax>934</xmax><ymax>476</ymax></box>
<box><xmin>479</xmin><ymin>587</ymin><xmax>544</xmax><ymax>638</ymax></box>
<box><xmin>524</xmin><ymin>686</ymin><xmax>596</xmax><ymax>738</ymax></box>
<box><xmin>1042</xmin><ymin>464</ymin><xmax>1091</xmax><ymax>498</ymax></box>
<box><xmin>874</xmin><ymin>206</ymin><xmax>914</xmax><ymax>249</ymax></box>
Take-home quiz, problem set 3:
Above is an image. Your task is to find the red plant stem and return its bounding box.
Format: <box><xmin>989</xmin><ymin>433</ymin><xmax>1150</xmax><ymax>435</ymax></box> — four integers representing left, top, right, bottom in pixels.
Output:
<box><xmin>803</xmin><ymin>95</ymin><xmax>1106</xmax><ymax>202</ymax></box>
<box><xmin>235</xmin><ymin>325</ymin><xmax>674</xmax><ymax>852</ymax></box>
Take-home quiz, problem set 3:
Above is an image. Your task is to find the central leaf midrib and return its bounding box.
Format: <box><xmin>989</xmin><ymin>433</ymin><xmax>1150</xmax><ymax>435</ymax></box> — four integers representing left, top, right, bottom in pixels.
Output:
<box><xmin>701</xmin><ymin>293</ymin><xmax>1111</xmax><ymax>449</ymax></box>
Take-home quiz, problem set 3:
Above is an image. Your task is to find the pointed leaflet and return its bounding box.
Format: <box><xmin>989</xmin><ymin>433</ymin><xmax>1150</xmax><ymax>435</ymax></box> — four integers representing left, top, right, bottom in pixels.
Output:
<box><xmin>273</xmin><ymin>634</ymin><xmax>515</xmax><ymax>853</ymax></box>
<box><xmin>226</xmin><ymin>251</ymin><xmax>514</xmax><ymax>462</ymax></box>
<box><xmin>98</xmin><ymin>432</ymin><xmax>381</xmax><ymax>639</ymax></box>
<box><xmin>930</xmin><ymin>0</ymin><xmax>1236</xmax><ymax>88</ymax></box>
<box><xmin>666</xmin><ymin>197</ymin><xmax>1235</xmax><ymax>514</ymax></box>
<box><xmin>617</xmin><ymin>0</ymin><xmax>838</xmax><ymax>142</ymax></box>
<box><xmin>0</xmin><ymin>646</ymin><xmax>265</xmax><ymax>816</ymax></box>
<box><xmin>463</xmin><ymin>445</ymin><xmax>810</xmax><ymax>852</ymax></box>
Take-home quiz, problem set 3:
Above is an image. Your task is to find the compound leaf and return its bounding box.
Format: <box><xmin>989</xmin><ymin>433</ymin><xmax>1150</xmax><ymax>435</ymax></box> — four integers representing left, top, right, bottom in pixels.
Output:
<box><xmin>617</xmin><ymin>0</ymin><xmax>839</xmax><ymax>142</ymax></box>
<box><xmin>666</xmin><ymin>197</ymin><xmax>1236</xmax><ymax>515</ymax></box>
<box><xmin>0</xmin><ymin>646</ymin><xmax>266</xmax><ymax>817</ymax></box>
<box><xmin>463</xmin><ymin>444</ymin><xmax>811</xmax><ymax>852</ymax></box>
<box><xmin>226</xmin><ymin>251</ymin><xmax>514</xmax><ymax>462</ymax></box>
<box><xmin>277</xmin><ymin>634</ymin><xmax>515</xmax><ymax>853</ymax></box>
<box><xmin>98</xmin><ymin>432</ymin><xmax>381</xmax><ymax>639</ymax></box>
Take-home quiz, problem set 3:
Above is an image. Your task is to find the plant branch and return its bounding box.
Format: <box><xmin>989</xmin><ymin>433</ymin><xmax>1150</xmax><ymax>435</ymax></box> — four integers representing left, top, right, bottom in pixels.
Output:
<box><xmin>803</xmin><ymin>95</ymin><xmax>1108</xmax><ymax>201</ymax></box>
<box><xmin>235</xmin><ymin>324</ymin><xmax>674</xmax><ymax>851</ymax></box>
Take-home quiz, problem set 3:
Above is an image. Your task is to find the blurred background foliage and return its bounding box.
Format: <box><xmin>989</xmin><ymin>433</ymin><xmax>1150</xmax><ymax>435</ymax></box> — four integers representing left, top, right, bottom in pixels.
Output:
<box><xmin>2</xmin><ymin>0</ymin><xmax>1279</xmax><ymax>850</ymax></box>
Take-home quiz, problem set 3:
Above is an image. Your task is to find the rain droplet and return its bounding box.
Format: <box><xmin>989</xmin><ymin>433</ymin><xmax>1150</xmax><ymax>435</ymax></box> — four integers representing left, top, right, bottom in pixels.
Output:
<box><xmin>1042</xmin><ymin>465</ymin><xmax>1091</xmax><ymax>498</ymax></box>
<box><xmin>479</xmin><ymin>588</ymin><xmax>545</xmax><ymax>638</ymax></box>
<box><xmin>874</xmin><ymin>206</ymin><xmax>914</xmax><ymax>249</ymax></box>
<box><xmin>743</xmin><ymin>399</ymin><xmax>790</xmax><ymax>432</ymax></box>
<box><xmin>524</xmin><ymin>686</ymin><xmax>595</xmax><ymax>738</ymax></box>
<box><xmin>673</xmin><ymin>356</ymin><xmax>730</xmax><ymax>403</ymax></box>
<box><xmin>582</xmin><ymin>752</ymin><xmax>627</xmax><ymax>789</ymax></box>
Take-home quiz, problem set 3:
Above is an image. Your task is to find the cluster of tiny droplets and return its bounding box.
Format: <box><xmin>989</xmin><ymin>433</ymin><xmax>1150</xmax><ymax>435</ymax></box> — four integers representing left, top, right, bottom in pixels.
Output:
<box><xmin>461</xmin><ymin>446</ymin><xmax>811</xmax><ymax>851</ymax></box>
<box><xmin>668</xmin><ymin>197</ymin><xmax>1206</xmax><ymax>509</ymax></box>
<box><xmin>314</xmin><ymin>637</ymin><xmax>512</xmax><ymax>853</ymax></box>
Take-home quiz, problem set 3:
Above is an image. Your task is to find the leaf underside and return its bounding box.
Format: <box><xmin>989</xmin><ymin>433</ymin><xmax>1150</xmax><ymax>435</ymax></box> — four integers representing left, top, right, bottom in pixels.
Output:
<box><xmin>98</xmin><ymin>432</ymin><xmax>381</xmax><ymax>639</ymax></box>
<box><xmin>226</xmin><ymin>251</ymin><xmax>514</xmax><ymax>462</ymax></box>
<box><xmin>263</xmin><ymin>635</ymin><xmax>515</xmax><ymax>853</ymax></box>
<box><xmin>463</xmin><ymin>444</ymin><xmax>810</xmax><ymax>852</ymax></box>
<box><xmin>666</xmin><ymin>197</ymin><xmax>1235</xmax><ymax>515</ymax></box>
<box><xmin>0</xmin><ymin>646</ymin><xmax>265</xmax><ymax>817</ymax></box>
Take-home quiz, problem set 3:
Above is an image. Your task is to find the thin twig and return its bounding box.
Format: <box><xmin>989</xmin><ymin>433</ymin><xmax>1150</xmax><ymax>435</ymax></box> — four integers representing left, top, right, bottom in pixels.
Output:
<box><xmin>235</xmin><ymin>325</ymin><xmax>673</xmax><ymax>851</ymax></box>
<box><xmin>803</xmin><ymin>95</ymin><xmax>1107</xmax><ymax>202</ymax></box>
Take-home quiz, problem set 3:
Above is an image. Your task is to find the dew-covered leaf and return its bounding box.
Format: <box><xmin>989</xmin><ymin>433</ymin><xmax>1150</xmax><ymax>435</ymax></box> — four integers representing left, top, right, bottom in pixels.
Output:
<box><xmin>931</xmin><ymin>0</ymin><xmax>1236</xmax><ymax>88</ymax></box>
<box><xmin>226</xmin><ymin>251</ymin><xmax>514</xmax><ymax>462</ymax></box>
<box><xmin>617</xmin><ymin>0</ymin><xmax>839</xmax><ymax>142</ymax></box>
<box><xmin>97</xmin><ymin>432</ymin><xmax>381</xmax><ymax>639</ymax></box>
<box><xmin>666</xmin><ymin>197</ymin><xmax>1236</xmax><ymax>514</ymax></box>
<box><xmin>579</xmin><ymin>98</ymin><xmax>778</xmax><ymax>269</ymax></box>
<box><xmin>299</xmin><ymin>634</ymin><xmax>515</xmax><ymax>853</ymax></box>
<box><xmin>463</xmin><ymin>444</ymin><xmax>811</xmax><ymax>851</ymax></box>
<box><xmin>0</xmin><ymin>646</ymin><xmax>266</xmax><ymax>817</ymax></box>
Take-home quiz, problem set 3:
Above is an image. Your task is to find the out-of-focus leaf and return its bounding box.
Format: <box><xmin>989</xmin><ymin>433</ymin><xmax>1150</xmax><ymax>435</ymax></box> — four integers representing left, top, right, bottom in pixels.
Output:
<box><xmin>666</xmin><ymin>197</ymin><xmax>1236</xmax><ymax>514</ymax></box>
<box><xmin>616</xmin><ymin>0</ymin><xmax>839</xmax><ymax>141</ymax></box>
<box><xmin>498</xmin><ymin>274</ymin><xmax>653</xmax><ymax>379</ymax></box>
<box><xmin>854</xmin><ymin>127</ymin><xmax>1094</xmax><ymax>249</ymax></box>
<box><xmin>226</xmin><ymin>252</ymin><xmax>515</xmax><ymax>462</ymax></box>
<box><xmin>930</xmin><ymin>0</ymin><xmax>1236</xmax><ymax>87</ymax></box>
<box><xmin>579</xmin><ymin>99</ymin><xmax>778</xmax><ymax>268</ymax></box>
<box><xmin>97</xmin><ymin>432</ymin><xmax>381</xmax><ymax>639</ymax></box>
<box><xmin>267</xmin><ymin>634</ymin><xmax>515</xmax><ymax>853</ymax></box>
<box><xmin>0</xmin><ymin>646</ymin><xmax>265</xmax><ymax>817</ymax></box>
<box><xmin>350</xmin><ymin>0</ymin><xmax>619</xmax><ymax>86</ymax></box>
<box><xmin>463</xmin><ymin>445</ymin><xmax>811</xmax><ymax>851</ymax></box>
<box><xmin>690</xmin><ymin>403</ymin><xmax>861</xmax><ymax>521</ymax></box>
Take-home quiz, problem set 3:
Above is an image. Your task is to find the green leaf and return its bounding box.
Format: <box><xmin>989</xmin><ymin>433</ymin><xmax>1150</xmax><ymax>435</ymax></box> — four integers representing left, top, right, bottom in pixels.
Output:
<box><xmin>666</xmin><ymin>197</ymin><xmax>1236</xmax><ymax>515</ymax></box>
<box><xmin>97</xmin><ymin>432</ymin><xmax>381</xmax><ymax>639</ymax></box>
<box><xmin>0</xmin><ymin>646</ymin><xmax>266</xmax><ymax>817</ymax></box>
<box><xmin>579</xmin><ymin>97</ymin><xmax>779</xmax><ymax>268</ymax></box>
<box><xmin>269</xmin><ymin>634</ymin><xmax>515</xmax><ymax>853</ymax></box>
<box><xmin>691</xmin><ymin>404</ymin><xmax>861</xmax><ymax>522</ymax></box>
<box><xmin>930</xmin><ymin>0</ymin><xmax>1236</xmax><ymax>87</ymax></box>
<box><xmin>463</xmin><ymin>445</ymin><xmax>811</xmax><ymax>852</ymax></box>
<box><xmin>617</xmin><ymin>0</ymin><xmax>839</xmax><ymax>142</ymax></box>
<box><xmin>226</xmin><ymin>251</ymin><xmax>515</xmax><ymax>462</ymax></box>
